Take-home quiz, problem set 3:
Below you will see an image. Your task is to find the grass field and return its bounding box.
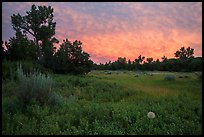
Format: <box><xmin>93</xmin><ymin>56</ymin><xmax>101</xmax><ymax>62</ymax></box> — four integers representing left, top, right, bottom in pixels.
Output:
<box><xmin>2</xmin><ymin>70</ymin><xmax>202</xmax><ymax>135</ymax></box>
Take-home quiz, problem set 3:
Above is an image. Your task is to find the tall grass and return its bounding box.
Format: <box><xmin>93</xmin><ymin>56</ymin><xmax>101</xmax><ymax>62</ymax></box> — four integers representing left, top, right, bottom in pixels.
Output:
<box><xmin>2</xmin><ymin>70</ymin><xmax>202</xmax><ymax>135</ymax></box>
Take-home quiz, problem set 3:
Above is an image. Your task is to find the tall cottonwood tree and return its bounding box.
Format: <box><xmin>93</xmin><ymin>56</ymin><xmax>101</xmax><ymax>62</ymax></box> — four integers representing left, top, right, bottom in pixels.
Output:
<box><xmin>11</xmin><ymin>4</ymin><xmax>59</xmax><ymax>64</ymax></box>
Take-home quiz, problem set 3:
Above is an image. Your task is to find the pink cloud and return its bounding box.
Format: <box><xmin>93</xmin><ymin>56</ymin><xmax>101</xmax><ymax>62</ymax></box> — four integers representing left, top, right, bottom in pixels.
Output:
<box><xmin>2</xmin><ymin>2</ymin><xmax>202</xmax><ymax>64</ymax></box>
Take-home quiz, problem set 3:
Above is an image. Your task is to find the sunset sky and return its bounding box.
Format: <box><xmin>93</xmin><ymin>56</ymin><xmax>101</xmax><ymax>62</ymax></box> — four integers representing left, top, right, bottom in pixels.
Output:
<box><xmin>2</xmin><ymin>2</ymin><xmax>202</xmax><ymax>64</ymax></box>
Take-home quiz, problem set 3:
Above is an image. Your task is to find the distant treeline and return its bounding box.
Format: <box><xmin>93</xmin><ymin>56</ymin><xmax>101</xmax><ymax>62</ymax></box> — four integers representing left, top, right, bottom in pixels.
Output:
<box><xmin>92</xmin><ymin>56</ymin><xmax>202</xmax><ymax>72</ymax></box>
<box><xmin>92</xmin><ymin>46</ymin><xmax>202</xmax><ymax>72</ymax></box>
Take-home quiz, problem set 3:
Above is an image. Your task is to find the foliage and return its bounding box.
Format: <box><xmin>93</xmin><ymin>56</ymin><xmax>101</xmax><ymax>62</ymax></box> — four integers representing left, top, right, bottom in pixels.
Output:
<box><xmin>2</xmin><ymin>96</ymin><xmax>24</xmax><ymax>114</ymax></box>
<box><xmin>174</xmin><ymin>46</ymin><xmax>194</xmax><ymax>60</ymax></box>
<box><xmin>2</xmin><ymin>60</ymin><xmax>50</xmax><ymax>81</ymax></box>
<box><xmin>194</xmin><ymin>72</ymin><xmax>202</xmax><ymax>80</ymax></box>
<box><xmin>95</xmin><ymin>55</ymin><xmax>201</xmax><ymax>72</ymax></box>
<box><xmin>6</xmin><ymin>31</ymin><xmax>37</xmax><ymax>61</ymax></box>
<box><xmin>2</xmin><ymin>71</ymin><xmax>202</xmax><ymax>135</ymax></box>
<box><xmin>135</xmin><ymin>55</ymin><xmax>145</xmax><ymax>64</ymax></box>
<box><xmin>146</xmin><ymin>57</ymin><xmax>153</xmax><ymax>64</ymax></box>
<box><xmin>11</xmin><ymin>4</ymin><xmax>59</xmax><ymax>60</ymax></box>
<box><xmin>48</xmin><ymin>92</ymin><xmax>64</xmax><ymax>107</ymax></box>
<box><xmin>16</xmin><ymin>64</ymin><xmax>54</xmax><ymax>105</ymax></box>
<box><xmin>52</xmin><ymin>38</ymin><xmax>93</xmax><ymax>74</ymax></box>
<box><xmin>93</xmin><ymin>46</ymin><xmax>201</xmax><ymax>72</ymax></box>
<box><xmin>10</xmin><ymin>5</ymin><xmax>59</xmax><ymax>68</ymax></box>
<box><xmin>161</xmin><ymin>55</ymin><xmax>167</xmax><ymax>62</ymax></box>
<box><xmin>2</xmin><ymin>60</ymin><xmax>18</xmax><ymax>81</ymax></box>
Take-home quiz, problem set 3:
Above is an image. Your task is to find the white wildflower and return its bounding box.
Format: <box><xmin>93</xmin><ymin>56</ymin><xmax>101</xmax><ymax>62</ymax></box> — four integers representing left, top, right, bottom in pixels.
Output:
<box><xmin>147</xmin><ymin>112</ymin><xmax>155</xmax><ymax>118</ymax></box>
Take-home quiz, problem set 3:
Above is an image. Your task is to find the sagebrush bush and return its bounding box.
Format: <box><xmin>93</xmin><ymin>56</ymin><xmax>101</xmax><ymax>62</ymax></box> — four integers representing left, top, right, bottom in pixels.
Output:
<box><xmin>164</xmin><ymin>75</ymin><xmax>176</xmax><ymax>81</ymax></box>
<box><xmin>195</xmin><ymin>72</ymin><xmax>202</xmax><ymax>80</ymax></box>
<box><xmin>48</xmin><ymin>92</ymin><xmax>64</xmax><ymax>107</ymax></box>
<box><xmin>2</xmin><ymin>60</ymin><xmax>50</xmax><ymax>81</ymax></box>
<box><xmin>16</xmin><ymin>64</ymin><xmax>54</xmax><ymax>105</ymax></box>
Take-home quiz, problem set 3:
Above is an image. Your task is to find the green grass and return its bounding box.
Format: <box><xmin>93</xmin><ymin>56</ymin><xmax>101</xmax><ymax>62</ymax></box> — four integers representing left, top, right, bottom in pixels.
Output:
<box><xmin>2</xmin><ymin>70</ymin><xmax>202</xmax><ymax>135</ymax></box>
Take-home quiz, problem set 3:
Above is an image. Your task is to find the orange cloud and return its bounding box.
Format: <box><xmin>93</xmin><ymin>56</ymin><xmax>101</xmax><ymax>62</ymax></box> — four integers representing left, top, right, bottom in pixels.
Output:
<box><xmin>78</xmin><ymin>27</ymin><xmax>201</xmax><ymax>63</ymax></box>
<box><xmin>2</xmin><ymin>2</ymin><xmax>202</xmax><ymax>64</ymax></box>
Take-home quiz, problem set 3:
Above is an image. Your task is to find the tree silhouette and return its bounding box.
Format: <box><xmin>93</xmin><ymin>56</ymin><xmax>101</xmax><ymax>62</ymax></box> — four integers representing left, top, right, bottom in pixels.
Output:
<box><xmin>7</xmin><ymin>31</ymin><xmax>37</xmax><ymax>61</ymax></box>
<box><xmin>11</xmin><ymin>4</ymin><xmax>58</xmax><ymax>60</ymax></box>
<box><xmin>52</xmin><ymin>38</ymin><xmax>92</xmax><ymax>74</ymax></box>
<box><xmin>136</xmin><ymin>55</ymin><xmax>145</xmax><ymax>64</ymax></box>
<box><xmin>174</xmin><ymin>46</ymin><xmax>194</xmax><ymax>60</ymax></box>
<box><xmin>116</xmin><ymin>57</ymin><xmax>127</xmax><ymax>69</ymax></box>
<box><xmin>146</xmin><ymin>57</ymin><xmax>153</xmax><ymax>64</ymax></box>
<box><xmin>161</xmin><ymin>55</ymin><xmax>167</xmax><ymax>62</ymax></box>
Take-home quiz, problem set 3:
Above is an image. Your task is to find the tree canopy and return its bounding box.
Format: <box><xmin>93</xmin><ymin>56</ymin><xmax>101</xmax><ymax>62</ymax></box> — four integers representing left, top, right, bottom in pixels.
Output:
<box><xmin>11</xmin><ymin>4</ymin><xmax>59</xmax><ymax>60</ymax></box>
<box><xmin>4</xmin><ymin>4</ymin><xmax>93</xmax><ymax>75</ymax></box>
<box><xmin>174</xmin><ymin>46</ymin><xmax>194</xmax><ymax>60</ymax></box>
<box><xmin>52</xmin><ymin>38</ymin><xmax>93</xmax><ymax>74</ymax></box>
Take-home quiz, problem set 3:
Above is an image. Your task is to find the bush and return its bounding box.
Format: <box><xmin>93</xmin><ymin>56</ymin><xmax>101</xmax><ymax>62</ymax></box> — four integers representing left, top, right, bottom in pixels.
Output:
<box><xmin>48</xmin><ymin>92</ymin><xmax>64</xmax><ymax>107</ymax></box>
<box><xmin>2</xmin><ymin>60</ymin><xmax>50</xmax><ymax>81</ymax></box>
<box><xmin>198</xmin><ymin>74</ymin><xmax>202</xmax><ymax>80</ymax></box>
<box><xmin>194</xmin><ymin>72</ymin><xmax>202</xmax><ymax>80</ymax></box>
<box><xmin>178</xmin><ymin>76</ymin><xmax>183</xmax><ymax>78</ymax></box>
<box><xmin>2</xmin><ymin>97</ymin><xmax>23</xmax><ymax>114</ymax></box>
<box><xmin>2</xmin><ymin>60</ymin><xmax>18</xmax><ymax>81</ymax></box>
<box><xmin>164</xmin><ymin>75</ymin><xmax>176</xmax><ymax>81</ymax></box>
<box><xmin>16</xmin><ymin>64</ymin><xmax>54</xmax><ymax>105</ymax></box>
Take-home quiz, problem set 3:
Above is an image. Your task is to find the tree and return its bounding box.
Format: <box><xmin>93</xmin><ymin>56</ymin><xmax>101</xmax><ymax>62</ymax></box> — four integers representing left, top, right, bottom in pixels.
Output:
<box><xmin>11</xmin><ymin>4</ymin><xmax>59</xmax><ymax>60</ymax></box>
<box><xmin>116</xmin><ymin>57</ymin><xmax>127</xmax><ymax>69</ymax></box>
<box><xmin>7</xmin><ymin>31</ymin><xmax>37</xmax><ymax>61</ymax></box>
<box><xmin>161</xmin><ymin>55</ymin><xmax>167</xmax><ymax>62</ymax></box>
<box><xmin>174</xmin><ymin>46</ymin><xmax>194</xmax><ymax>60</ymax></box>
<box><xmin>52</xmin><ymin>38</ymin><xmax>93</xmax><ymax>74</ymax></box>
<box><xmin>127</xmin><ymin>59</ymin><xmax>132</xmax><ymax>70</ymax></box>
<box><xmin>135</xmin><ymin>55</ymin><xmax>145</xmax><ymax>64</ymax></box>
<box><xmin>146</xmin><ymin>57</ymin><xmax>153</xmax><ymax>64</ymax></box>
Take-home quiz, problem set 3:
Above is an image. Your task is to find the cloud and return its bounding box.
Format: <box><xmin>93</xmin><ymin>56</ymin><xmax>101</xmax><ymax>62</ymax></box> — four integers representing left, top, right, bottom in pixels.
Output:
<box><xmin>2</xmin><ymin>2</ymin><xmax>202</xmax><ymax>64</ymax></box>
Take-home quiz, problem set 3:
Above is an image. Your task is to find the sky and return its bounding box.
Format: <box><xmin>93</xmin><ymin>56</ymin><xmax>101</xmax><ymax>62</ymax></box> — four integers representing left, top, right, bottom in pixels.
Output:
<box><xmin>2</xmin><ymin>2</ymin><xmax>202</xmax><ymax>64</ymax></box>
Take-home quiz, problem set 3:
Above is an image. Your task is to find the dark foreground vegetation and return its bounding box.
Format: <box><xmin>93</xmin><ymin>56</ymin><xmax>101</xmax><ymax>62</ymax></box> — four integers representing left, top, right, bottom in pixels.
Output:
<box><xmin>2</xmin><ymin>69</ymin><xmax>202</xmax><ymax>135</ymax></box>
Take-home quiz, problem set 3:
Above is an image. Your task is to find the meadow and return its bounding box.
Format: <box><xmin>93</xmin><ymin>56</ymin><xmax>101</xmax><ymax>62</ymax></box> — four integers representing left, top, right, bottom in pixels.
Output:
<box><xmin>2</xmin><ymin>70</ymin><xmax>202</xmax><ymax>135</ymax></box>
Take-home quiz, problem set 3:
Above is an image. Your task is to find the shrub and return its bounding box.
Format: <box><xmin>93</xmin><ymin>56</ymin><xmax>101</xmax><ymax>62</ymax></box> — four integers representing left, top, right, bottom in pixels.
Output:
<box><xmin>2</xmin><ymin>97</ymin><xmax>23</xmax><ymax>114</ymax></box>
<box><xmin>198</xmin><ymin>73</ymin><xmax>202</xmax><ymax>80</ymax></box>
<box><xmin>2</xmin><ymin>60</ymin><xmax>50</xmax><ymax>81</ymax></box>
<box><xmin>48</xmin><ymin>92</ymin><xmax>64</xmax><ymax>107</ymax></box>
<box><xmin>2</xmin><ymin>60</ymin><xmax>18</xmax><ymax>81</ymax></box>
<box><xmin>195</xmin><ymin>72</ymin><xmax>202</xmax><ymax>80</ymax></box>
<box><xmin>183</xmin><ymin>75</ymin><xmax>190</xmax><ymax>78</ymax></box>
<box><xmin>16</xmin><ymin>64</ymin><xmax>54</xmax><ymax>105</ymax></box>
<box><xmin>164</xmin><ymin>75</ymin><xmax>176</xmax><ymax>81</ymax></box>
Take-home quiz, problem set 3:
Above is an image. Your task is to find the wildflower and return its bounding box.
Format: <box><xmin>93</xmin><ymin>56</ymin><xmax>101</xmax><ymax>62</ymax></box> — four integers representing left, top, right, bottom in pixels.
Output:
<box><xmin>147</xmin><ymin>112</ymin><xmax>155</xmax><ymax>118</ymax></box>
